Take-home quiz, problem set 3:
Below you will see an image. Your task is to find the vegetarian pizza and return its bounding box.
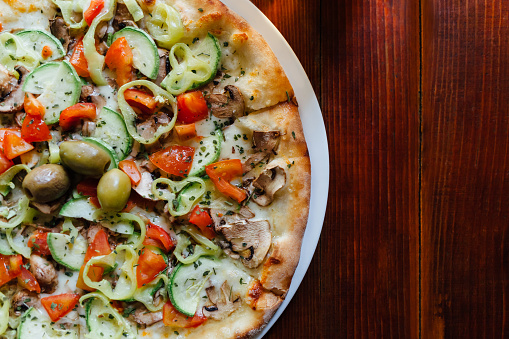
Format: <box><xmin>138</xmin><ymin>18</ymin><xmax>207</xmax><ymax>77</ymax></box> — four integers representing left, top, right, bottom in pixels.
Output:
<box><xmin>0</xmin><ymin>0</ymin><xmax>310</xmax><ymax>337</ymax></box>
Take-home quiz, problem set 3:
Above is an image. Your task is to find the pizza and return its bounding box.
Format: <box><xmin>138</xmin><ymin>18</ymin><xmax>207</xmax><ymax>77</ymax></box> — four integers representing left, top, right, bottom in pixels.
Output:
<box><xmin>0</xmin><ymin>0</ymin><xmax>310</xmax><ymax>338</ymax></box>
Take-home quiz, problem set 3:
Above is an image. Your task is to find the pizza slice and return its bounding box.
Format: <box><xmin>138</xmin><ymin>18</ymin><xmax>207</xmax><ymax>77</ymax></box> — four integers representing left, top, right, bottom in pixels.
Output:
<box><xmin>0</xmin><ymin>0</ymin><xmax>310</xmax><ymax>337</ymax></box>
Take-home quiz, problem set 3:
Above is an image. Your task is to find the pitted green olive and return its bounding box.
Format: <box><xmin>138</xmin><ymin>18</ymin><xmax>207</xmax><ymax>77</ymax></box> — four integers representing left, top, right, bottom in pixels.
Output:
<box><xmin>97</xmin><ymin>169</ymin><xmax>132</xmax><ymax>211</ymax></box>
<box><xmin>22</xmin><ymin>164</ymin><xmax>70</xmax><ymax>203</ymax></box>
<box><xmin>59</xmin><ymin>141</ymin><xmax>111</xmax><ymax>176</ymax></box>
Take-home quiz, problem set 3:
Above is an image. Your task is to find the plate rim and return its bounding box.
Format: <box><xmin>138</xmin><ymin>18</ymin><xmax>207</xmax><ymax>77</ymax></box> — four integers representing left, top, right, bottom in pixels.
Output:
<box><xmin>220</xmin><ymin>0</ymin><xmax>330</xmax><ymax>337</ymax></box>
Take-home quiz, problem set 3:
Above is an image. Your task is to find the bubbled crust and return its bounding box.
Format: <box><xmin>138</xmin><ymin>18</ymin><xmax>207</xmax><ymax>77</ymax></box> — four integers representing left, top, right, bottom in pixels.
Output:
<box><xmin>240</xmin><ymin>102</ymin><xmax>311</xmax><ymax>294</ymax></box>
<box><xmin>165</xmin><ymin>0</ymin><xmax>294</xmax><ymax>111</ymax></box>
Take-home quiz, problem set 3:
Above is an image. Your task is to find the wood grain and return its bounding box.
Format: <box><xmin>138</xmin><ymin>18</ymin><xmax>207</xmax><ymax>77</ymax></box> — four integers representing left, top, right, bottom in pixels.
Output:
<box><xmin>252</xmin><ymin>0</ymin><xmax>420</xmax><ymax>338</ymax></box>
<box><xmin>421</xmin><ymin>0</ymin><xmax>509</xmax><ymax>337</ymax></box>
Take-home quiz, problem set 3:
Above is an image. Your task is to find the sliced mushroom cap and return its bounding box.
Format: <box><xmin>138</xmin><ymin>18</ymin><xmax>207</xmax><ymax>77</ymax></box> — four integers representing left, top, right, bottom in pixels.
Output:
<box><xmin>133</xmin><ymin>307</ymin><xmax>163</xmax><ymax>326</ymax></box>
<box><xmin>242</xmin><ymin>131</ymin><xmax>281</xmax><ymax>172</ymax></box>
<box><xmin>253</xmin><ymin>131</ymin><xmax>280</xmax><ymax>152</ymax></box>
<box><xmin>202</xmin><ymin>281</ymin><xmax>241</xmax><ymax>320</ymax></box>
<box><xmin>155</xmin><ymin>48</ymin><xmax>169</xmax><ymax>86</ymax></box>
<box><xmin>113</xmin><ymin>3</ymin><xmax>137</xmax><ymax>31</ymax></box>
<box><xmin>0</xmin><ymin>66</ymin><xmax>28</xmax><ymax>114</ymax></box>
<box><xmin>29</xmin><ymin>254</ymin><xmax>58</xmax><ymax>293</ymax></box>
<box><xmin>252</xmin><ymin>165</ymin><xmax>286</xmax><ymax>206</ymax></box>
<box><xmin>12</xmin><ymin>289</ymin><xmax>39</xmax><ymax>315</ymax></box>
<box><xmin>206</xmin><ymin>85</ymin><xmax>245</xmax><ymax>119</ymax></box>
<box><xmin>216</xmin><ymin>219</ymin><xmax>271</xmax><ymax>268</ymax></box>
<box><xmin>50</xmin><ymin>17</ymin><xmax>70</xmax><ymax>52</ymax></box>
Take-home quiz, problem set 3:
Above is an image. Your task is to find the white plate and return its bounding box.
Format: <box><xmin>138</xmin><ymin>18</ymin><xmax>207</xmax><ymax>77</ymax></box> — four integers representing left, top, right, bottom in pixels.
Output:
<box><xmin>221</xmin><ymin>0</ymin><xmax>330</xmax><ymax>337</ymax></box>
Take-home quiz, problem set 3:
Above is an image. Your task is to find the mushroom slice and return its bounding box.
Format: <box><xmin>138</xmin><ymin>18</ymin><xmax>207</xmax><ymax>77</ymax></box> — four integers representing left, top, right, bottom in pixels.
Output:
<box><xmin>206</xmin><ymin>85</ymin><xmax>245</xmax><ymax>119</ymax></box>
<box><xmin>0</xmin><ymin>66</ymin><xmax>28</xmax><ymax>114</ymax></box>
<box><xmin>251</xmin><ymin>164</ymin><xmax>286</xmax><ymax>207</ymax></box>
<box><xmin>216</xmin><ymin>219</ymin><xmax>271</xmax><ymax>268</ymax></box>
<box><xmin>252</xmin><ymin>131</ymin><xmax>280</xmax><ymax>153</ymax></box>
<box><xmin>155</xmin><ymin>48</ymin><xmax>169</xmax><ymax>86</ymax></box>
<box><xmin>202</xmin><ymin>281</ymin><xmax>241</xmax><ymax>320</ymax></box>
<box><xmin>133</xmin><ymin>306</ymin><xmax>163</xmax><ymax>326</ymax></box>
<box><xmin>29</xmin><ymin>254</ymin><xmax>58</xmax><ymax>293</ymax></box>
<box><xmin>112</xmin><ymin>3</ymin><xmax>137</xmax><ymax>31</ymax></box>
<box><xmin>50</xmin><ymin>17</ymin><xmax>70</xmax><ymax>53</ymax></box>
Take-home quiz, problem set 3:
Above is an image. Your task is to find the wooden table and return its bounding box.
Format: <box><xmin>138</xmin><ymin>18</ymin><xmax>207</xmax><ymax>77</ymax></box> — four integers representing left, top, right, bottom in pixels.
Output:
<box><xmin>251</xmin><ymin>1</ymin><xmax>509</xmax><ymax>338</ymax></box>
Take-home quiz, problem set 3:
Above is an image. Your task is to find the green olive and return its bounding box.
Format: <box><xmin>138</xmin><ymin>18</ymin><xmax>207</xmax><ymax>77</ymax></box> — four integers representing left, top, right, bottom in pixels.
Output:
<box><xmin>97</xmin><ymin>169</ymin><xmax>132</xmax><ymax>211</ymax></box>
<box><xmin>22</xmin><ymin>164</ymin><xmax>70</xmax><ymax>203</ymax></box>
<box><xmin>59</xmin><ymin>141</ymin><xmax>111</xmax><ymax>176</ymax></box>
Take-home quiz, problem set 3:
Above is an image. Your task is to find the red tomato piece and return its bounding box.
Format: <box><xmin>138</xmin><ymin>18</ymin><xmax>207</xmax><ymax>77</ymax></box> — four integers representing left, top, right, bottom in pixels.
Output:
<box><xmin>163</xmin><ymin>302</ymin><xmax>207</xmax><ymax>328</ymax></box>
<box><xmin>59</xmin><ymin>103</ymin><xmax>97</xmax><ymax>130</ymax></box>
<box><xmin>84</xmin><ymin>229</ymin><xmax>111</xmax><ymax>262</ymax></box>
<box><xmin>0</xmin><ymin>254</ymin><xmax>22</xmax><ymax>287</ymax></box>
<box><xmin>0</xmin><ymin>149</ymin><xmax>13</xmax><ymax>175</ymax></box>
<box><xmin>27</xmin><ymin>231</ymin><xmax>51</xmax><ymax>256</ymax></box>
<box><xmin>189</xmin><ymin>206</ymin><xmax>216</xmax><ymax>239</ymax></box>
<box><xmin>41</xmin><ymin>293</ymin><xmax>80</xmax><ymax>322</ymax></box>
<box><xmin>24</xmin><ymin>93</ymin><xmax>45</xmax><ymax>117</ymax></box>
<box><xmin>149</xmin><ymin>145</ymin><xmax>195</xmax><ymax>177</ymax></box>
<box><xmin>76</xmin><ymin>178</ymin><xmax>99</xmax><ymax>197</ymax></box>
<box><xmin>17</xmin><ymin>267</ymin><xmax>41</xmax><ymax>293</ymax></box>
<box><xmin>41</xmin><ymin>45</ymin><xmax>52</xmax><ymax>59</ymax></box>
<box><xmin>105</xmin><ymin>37</ymin><xmax>133</xmax><ymax>86</ymax></box>
<box><xmin>143</xmin><ymin>222</ymin><xmax>174</xmax><ymax>252</ymax></box>
<box><xmin>70</xmin><ymin>38</ymin><xmax>89</xmax><ymax>77</ymax></box>
<box><xmin>21</xmin><ymin>115</ymin><xmax>51</xmax><ymax>143</ymax></box>
<box><xmin>124</xmin><ymin>89</ymin><xmax>158</xmax><ymax>115</ymax></box>
<box><xmin>118</xmin><ymin>159</ymin><xmax>142</xmax><ymax>185</ymax></box>
<box><xmin>3</xmin><ymin>132</ymin><xmax>33</xmax><ymax>159</ymax></box>
<box><xmin>84</xmin><ymin>0</ymin><xmax>104</xmax><ymax>26</ymax></box>
<box><xmin>136</xmin><ymin>247</ymin><xmax>167</xmax><ymax>287</ymax></box>
<box><xmin>176</xmin><ymin>91</ymin><xmax>209</xmax><ymax>124</ymax></box>
<box><xmin>205</xmin><ymin>159</ymin><xmax>247</xmax><ymax>203</ymax></box>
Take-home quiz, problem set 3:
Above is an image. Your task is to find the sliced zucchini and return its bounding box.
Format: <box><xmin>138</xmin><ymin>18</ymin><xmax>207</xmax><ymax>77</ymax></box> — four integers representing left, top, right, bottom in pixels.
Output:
<box><xmin>188</xmin><ymin>129</ymin><xmax>222</xmax><ymax>177</ymax></box>
<box><xmin>161</xmin><ymin>33</ymin><xmax>221</xmax><ymax>94</ymax></box>
<box><xmin>169</xmin><ymin>257</ymin><xmax>219</xmax><ymax>316</ymax></box>
<box><xmin>92</xmin><ymin>107</ymin><xmax>133</xmax><ymax>160</ymax></box>
<box><xmin>15</xmin><ymin>30</ymin><xmax>65</xmax><ymax>62</ymax></box>
<box><xmin>0</xmin><ymin>232</ymin><xmax>14</xmax><ymax>255</ymax></box>
<box><xmin>112</xmin><ymin>27</ymin><xmax>159</xmax><ymax>79</ymax></box>
<box><xmin>23</xmin><ymin>60</ymin><xmax>81</xmax><ymax>124</ymax></box>
<box><xmin>47</xmin><ymin>233</ymin><xmax>87</xmax><ymax>271</ymax></box>
<box><xmin>82</xmin><ymin>137</ymin><xmax>119</xmax><ymax>170</ymax></box>
<box><xmin>18</xmin><ymin>307</ymin><xmax>78</xmax><ymax>339</ymax></box>
<box><xmin>60</xmin><ymin>197</ymin><xmax>99</xmax><ymax>221</ymax></box>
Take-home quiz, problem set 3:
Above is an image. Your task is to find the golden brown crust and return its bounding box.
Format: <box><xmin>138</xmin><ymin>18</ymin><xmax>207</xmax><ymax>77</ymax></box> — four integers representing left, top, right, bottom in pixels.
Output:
<box><xmin>166</xmin><ymin>0</ymin><xmax>294</xmax><ymax>111</ymax></box>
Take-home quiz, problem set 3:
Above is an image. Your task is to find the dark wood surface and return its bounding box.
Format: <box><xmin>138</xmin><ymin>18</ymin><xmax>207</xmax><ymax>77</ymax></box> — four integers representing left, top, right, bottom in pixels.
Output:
<box><xmin>250</xmin><ymin>0</ymin><xmax>508</xmax><ymax>338</ymax></box>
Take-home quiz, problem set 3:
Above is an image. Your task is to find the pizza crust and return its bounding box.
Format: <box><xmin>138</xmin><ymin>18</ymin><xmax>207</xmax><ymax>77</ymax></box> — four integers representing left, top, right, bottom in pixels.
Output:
<box><xmin>165</xmin><ymin>0</ymin><xmax>294</xmax><ymax>111</ymax></box>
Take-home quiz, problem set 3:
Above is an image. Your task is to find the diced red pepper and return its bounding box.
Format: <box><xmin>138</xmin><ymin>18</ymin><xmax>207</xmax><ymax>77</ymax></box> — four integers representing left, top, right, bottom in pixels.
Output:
<box><xmin>3</xmin><ymin>132</ymin><xmax>33</xmax><ymax>159</ymax></box>
<box><xmin>136</xmin><ymin>247</ymin><xmax>167</xmax><ymax>288</ymax></box>
<box><xmin>17</xmin><ymin>267</ymin><xmax>41</xmax><ymax>293</ymax></box>
<box><xmin>189</xmin><ymin>206</ymin><xmax>216</xmax><ymax>239</ymax></box>
<box><xmin>176</xmin><ymin>91</ymin><xmax>209</xmax><ymax>124</ymax></box>
<box><xmin>163</xmin><ymin>302</ymin><xmax>207</xmax><ymax>328</ymax></box>
<box><xmin>149</xmin><ymin>145</ymin><xmax>195</xmax><ymax>177</ymax></box>
<box><xmin>27</xmin><ymin>231</ymin><xmax>51</xmax><ymax>256</ymax></box>
<box><xmin>143</xmin><ymin>222</ymin><xmax>174</xmax><ymax>252</ymax></box>
<box><xmin>105</xmin><ymin>37</ymin><xmax>133</xmax><ymax>87</ymax></box>
<box><xmin>59</xmin><ymin>103</ymin><xmax>97</xmax><ymax>131</ymax></box>
<box><xmin>21</xmin><ymin>115</ymin><xmax>51</xmax><ymax>143</ymax></box>
<box><xmin>41</xmin><ymin>45</ymin><xmax>52</xmax><ymax>59</ymax></box>
<box><xmin>205</xmin><ymin>159</ymin><xmax>247</xmax><ymax>203</ymax></box>
<box><xmin>41</xmin><ymin>293</ymin><xmax>80</xmax><ymax>322</ymax></box>
<box><xmin>118</xmin><ymin>159</ymin><xmax>142</xmax><ymax>185</ymax></box>
<box><xmin>70</xmin><ymin>38</ymin><xmax>89</xmax><ymax>77</ymax></box>
<box><xmin>84</xmin><ymin>0</ymin><xmax>104</xmax><ymax>26</ymax></box>
<box><xmin>124</xmin><ymin>89</ymin><xmax>157</xmax><ymax>115</ymax></box>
